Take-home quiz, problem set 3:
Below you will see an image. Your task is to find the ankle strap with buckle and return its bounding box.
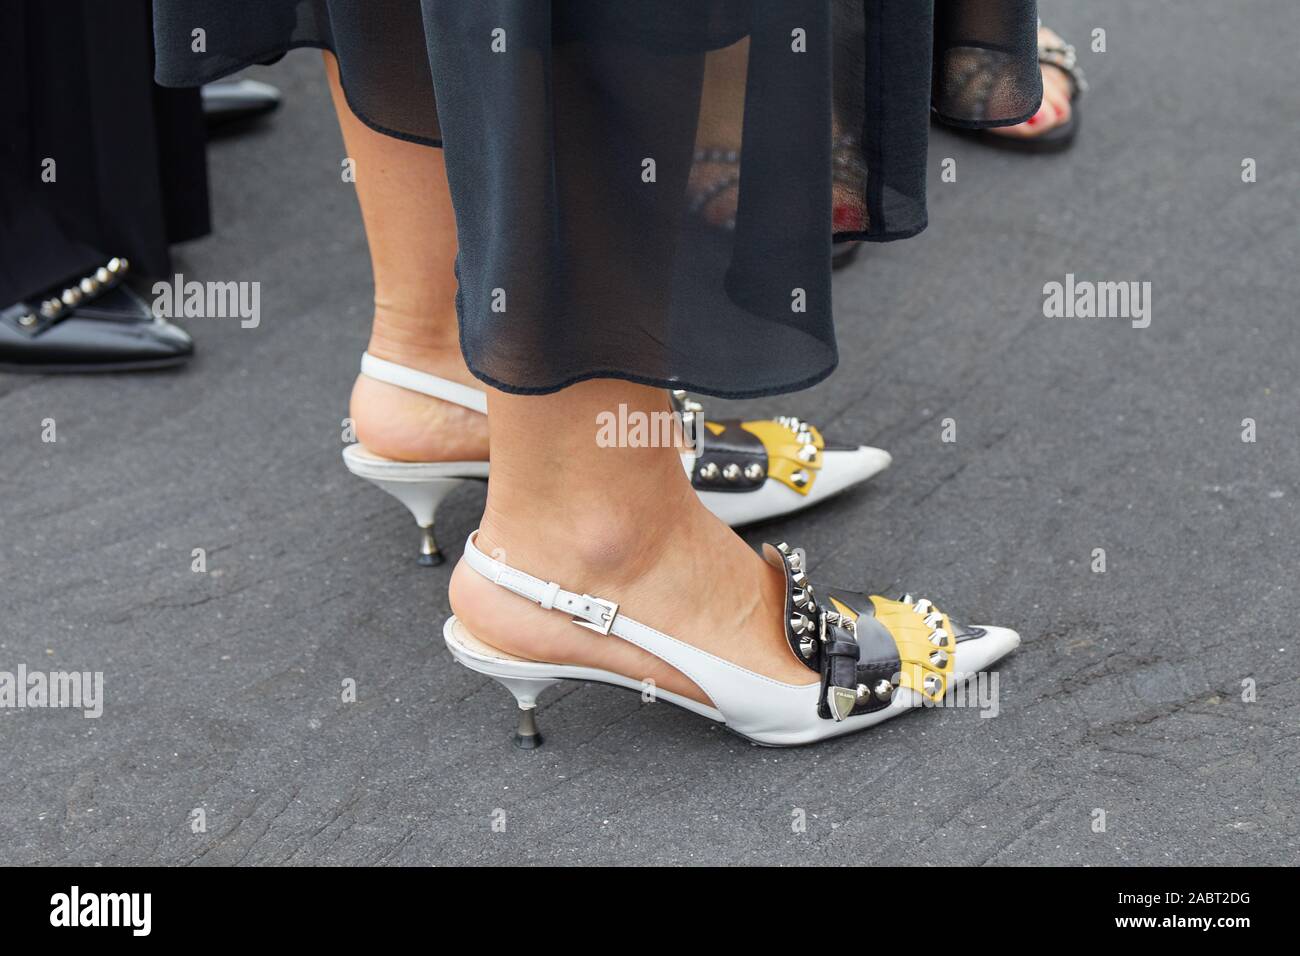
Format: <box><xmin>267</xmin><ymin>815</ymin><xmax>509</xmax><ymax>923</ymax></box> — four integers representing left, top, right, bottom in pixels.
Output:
<box><xmin>461</xmin><ymin>532</ymin><xmax>621</xmax><ymax>634</ymax></box>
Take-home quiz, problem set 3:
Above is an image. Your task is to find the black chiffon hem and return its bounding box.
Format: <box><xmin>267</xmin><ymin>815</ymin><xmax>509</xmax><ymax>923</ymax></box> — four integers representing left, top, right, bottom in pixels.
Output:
<box><xmin>932</xmin><ymin>102</ymin><xmax>1042</xmax><ymax>131</ymax></box>
<box><xmin>462</xmin><ymin>349</ymin><xmax>839</xmax><ymax>402</ymax></box>
<box><xmin>161</xmin><ymin>39</ymin><xmax>449</xmax><ymax>149</ymax></box>
<box><xmin>152</xmin><ymin>0</ymin><xmax>1042</xmax><ymax>399</ymax></box>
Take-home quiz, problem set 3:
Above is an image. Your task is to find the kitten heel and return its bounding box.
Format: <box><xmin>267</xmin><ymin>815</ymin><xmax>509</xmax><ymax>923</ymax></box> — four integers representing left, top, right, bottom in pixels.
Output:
<box><xmin>365</xmin><ymin>473</ymin><xmax>467</xmax><ymax>567</ymax></box>
<box><xmin>342</xmin><ymin>352</ymin><xmax>490</xmax><ymax>566</ymax></box>
<box><xmin>343</xmin><ymin>444</ymin><xmax>487</xmax><ymax>566</ymax></box>
<box><xmin>492</xmin><ymin>675</ymin><xmax>562</xmax><ymax>750</ymax></box>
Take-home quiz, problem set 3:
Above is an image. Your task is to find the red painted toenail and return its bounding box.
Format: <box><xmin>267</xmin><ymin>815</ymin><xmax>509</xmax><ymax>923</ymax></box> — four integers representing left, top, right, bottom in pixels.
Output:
<box><xmin>833</xmin><ymin>205</ymin><xmax>862</xmax><ymax>231</ymax></box>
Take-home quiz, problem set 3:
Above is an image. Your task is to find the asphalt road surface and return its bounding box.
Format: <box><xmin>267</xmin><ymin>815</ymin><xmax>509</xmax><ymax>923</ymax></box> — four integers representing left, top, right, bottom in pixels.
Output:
<box><xmin>3</xmin><ymin>2</ymin><xmax>1297</xmax><ymax>865</ymax></box>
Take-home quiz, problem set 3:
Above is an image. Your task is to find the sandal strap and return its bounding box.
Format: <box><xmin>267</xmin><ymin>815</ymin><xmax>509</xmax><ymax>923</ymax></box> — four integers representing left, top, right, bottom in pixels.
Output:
<box><xmin>359</xmin><ymin>352</ymin><xmax>488</xmax><ymax>414</ymax></box>
<box><xmin>1038</xmin><ymin>38</ymin><xmax>1088</xmax><ymax>96</ymax></box>
<box><xmin>463</xmin><ymin>532</ymin><xmax>624</xmax><ymax>634</ymax></box>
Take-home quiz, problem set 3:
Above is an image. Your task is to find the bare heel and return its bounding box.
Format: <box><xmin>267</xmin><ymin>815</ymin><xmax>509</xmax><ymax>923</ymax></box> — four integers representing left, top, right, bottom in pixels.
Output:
<box><xmin>342</xmin><ymin>354</ymin><xmax>491</xmax><ymax>567</ymax></box>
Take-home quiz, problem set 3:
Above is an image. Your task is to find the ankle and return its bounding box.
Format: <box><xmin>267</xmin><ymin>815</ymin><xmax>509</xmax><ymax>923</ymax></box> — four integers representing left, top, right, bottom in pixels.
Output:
<box><xmin>448</xmin><ymin>480</ymin><xmax>808</xmax><ymax>692</ymax></box>
<box><xmin>366</xmin><ymin>306</ymin><xmax>473</xmax><ymax>384</ymax></box>
<box><xmin>474</xmin><ymin>481</ymin><xmax>697</xmax><ymax>593</ymax></box>
<box><xmin>348</xmin><ymin>310</ymin><xmax>491</xmax><ymax>461</ymax></box>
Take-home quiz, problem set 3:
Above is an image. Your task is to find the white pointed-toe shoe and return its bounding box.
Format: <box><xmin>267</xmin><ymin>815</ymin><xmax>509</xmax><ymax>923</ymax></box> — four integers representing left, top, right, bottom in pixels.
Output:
<box><xmin>444</xmin><ymin>532</ymin><xmax>1020</xmax><ymax>748</ymax></box>
<box><xmin>344</xmin><ymin>353</ymin><xmax>891</xmax><ymax>564</ymax></box>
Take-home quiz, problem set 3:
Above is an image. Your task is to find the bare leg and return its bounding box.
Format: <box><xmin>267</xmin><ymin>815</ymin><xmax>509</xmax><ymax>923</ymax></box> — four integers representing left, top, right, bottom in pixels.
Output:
<box><xmin>324</xmin><ymin>52</ymin><xmax>488</xmax><ymax>462</ymax></box>
<box><xmin>326</xmin><ymin>59</ymin><xmax>819</xmax><ymax>693</ymax></box>
<box><xmin>449</xmin><ymin>380</ymin><xmax>814</xmax><ymax>704</ymax></box>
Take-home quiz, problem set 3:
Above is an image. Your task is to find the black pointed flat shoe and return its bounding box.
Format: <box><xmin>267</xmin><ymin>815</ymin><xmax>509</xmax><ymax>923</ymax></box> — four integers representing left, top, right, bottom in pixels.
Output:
<box><xmin>202</xmin><ymin>78</ymin><xmax>282</xmax><ymax>134</ymax></box>
<box><xmin>0</xmin><ymin>258</ymin><xmax>194</xmax><ymax>373</ymax></box>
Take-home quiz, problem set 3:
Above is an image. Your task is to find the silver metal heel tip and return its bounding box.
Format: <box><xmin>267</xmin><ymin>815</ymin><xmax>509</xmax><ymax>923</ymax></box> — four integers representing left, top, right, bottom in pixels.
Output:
<box><xmin>514</xmin><ymin>707</ymin><xmax>543</xmax><ymax>749</ymax></box>
<box><xmin>418</xmin><ymin>526</ymin><xmax>443</xmax><ymax>566</ymax></box>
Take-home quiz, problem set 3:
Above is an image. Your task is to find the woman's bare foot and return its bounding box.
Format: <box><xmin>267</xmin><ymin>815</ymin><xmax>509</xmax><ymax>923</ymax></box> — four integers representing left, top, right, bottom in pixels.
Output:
<box><xmin>449</xmin><ymin>477</ymin><xmax>815</xmax><ymax>706</ymax></box>
<box><xmin>349</xmin><ymin>311</ymin><xmax>491</xmax><ymax>463</ymax></box>
<box><xmin>990</xmin><ymin>26</ymin><xmax>1076</xmax><ymax>141</ymax></box>
<box><xmin>447</xmin><ymin>381</ymin><xmax>817</xmax><ymax>707</ymax></box>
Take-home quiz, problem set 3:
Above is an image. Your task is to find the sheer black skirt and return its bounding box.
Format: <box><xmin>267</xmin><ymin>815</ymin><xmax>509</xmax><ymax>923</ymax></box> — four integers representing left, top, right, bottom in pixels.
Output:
<box><xmin>153</xmin><ymin>0</ymin><xmax>1041</xmax><ymax>397</ymax></box>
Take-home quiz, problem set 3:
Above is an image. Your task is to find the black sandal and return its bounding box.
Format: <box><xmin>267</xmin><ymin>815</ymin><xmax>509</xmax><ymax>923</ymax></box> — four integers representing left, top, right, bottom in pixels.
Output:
<box><xmin>688</xmin><ymin>138</ymin><xmax>867</xmax><ymax>270</ymax></box>
<box><xmin>969</xmin><ymin>30</ymin><xmax>1087</xmax><ymax>154</ymax></box>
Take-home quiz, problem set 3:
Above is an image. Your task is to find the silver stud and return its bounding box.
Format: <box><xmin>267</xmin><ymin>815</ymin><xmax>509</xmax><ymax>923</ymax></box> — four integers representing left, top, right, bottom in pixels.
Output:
<box><xmin>791</xmin><ymin>469</ymin><xmax>810</xmax><ymax>488</ymax></box>
<box><xmin>743</xmin><ymin>462</ymin><xmax>764</xmax><ymax>481</ymax></box>
<box><xmin>18</xmin><ymin>312</ymin><xmax>37</xmax><ymax>327</ymax></box>
<box><xmin>670</xmin><ymin>389</ymin><xmax>687</xmax><ymax>401</ymax></box>
<box><xmin>40</xmin><ymin>299</ymin><xmax>62</xmax><ymax>319</ymax></box>
<box><xmin>929</xmin><ymin>630</ymin><xmax>949</xmax><ymax>647</ymax></box>
<box><xmin>683</xmin><ymin>399</ymin><xmax>703</xmax><ymax>414</ymax></box>
<box><xmin>790</xmin><ymin>570</ymin><xmax>806</xmax><ymax>586</ymax></box>
<box><xmin>115</xmin><ymin>257</ymin><xmax>129</xmax><ymax>274</ymax></box>
<box><xmin>80</xmin><ymin>277</ymin><xmax>100</xmax><ymax>296</ymax></box>
<box><xmin>797</xmin><ymin>444</ymin><xmax>817</xmax><ymax>462</ymax></box>
<box><xmin>789</xmin><ymin>614</ymin><xmax>812</xmax><ymax>635</ymax></box>
<box><xmin>923</xmin><ymin>675</ymin><xmax>942</xmax><ymax>696</ymax></box>
<box><xmin>930</xmin><ymin>650</ymin><xmax>949</xmax><ymax>668</ymax></box>
<box><xmin>873</xmin><ymin>679</ymin><xmax>893</xmax><ymax>701</ymax></box>
<box><xmin>61</xmin><ymin>287</ymin><xmax>83</xmax><ymax>307</ymax></box>
<box><xmin>775</xmin><ymin>542</ymin><xmax>790</xmax><ymax>554</ymax></box>
<box><xmin>798</xmin><ymin>636</ymin><xmax>817</xmax><ymax>659</ymax></box>
<box><xmin>856</xmin><ymin>683</ymin><xmax>871</xmax><ymax>700</ymax></box>
<box><xmin>95</xmin><ymin>267</ymin><xmax>112</xmax><ymax>284</ymax></box>
<box><xmin>791</xmin><ymin>587</ymin><xmax>813</xmax><ymax>609</ymax></box>
<box><xmin>699</xmin><ymin>462</ymin><xmax>720</xmax><ymax>481</ymax></box>
<box><xmin>787</xmin><ymin>551</ymin><xmax>803</xmax><ymax>572</ymax></box>
<box><xmin>722</xmin><ymin>463</ymin><xmax>741</xmax><ymax>482</ymax></box>
<box><xmin>900</xmin><ymin>593</ymin><xmax>914</xmax><ymax>605</ymax></box>
<box><xmin>107</xmin><ymin>257</ymin><xmax>125</xmax><ymax>275</ymax></box>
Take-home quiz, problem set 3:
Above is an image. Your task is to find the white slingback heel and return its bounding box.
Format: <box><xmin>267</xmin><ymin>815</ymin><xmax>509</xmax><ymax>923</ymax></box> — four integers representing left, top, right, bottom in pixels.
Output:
<box><xmin>345</xmin><ymin>353</ymin><xmax>892</xmax><ymax>565</ymax></box>
<box><xmin>342</xmin><ymin>353</ymin><xmax>489</xmax><ymax>565</ymax></box>
<box><xmin>444</xmin><ymin>532</ymin><xmax>1021</xmax><ymax>748</ymax></box>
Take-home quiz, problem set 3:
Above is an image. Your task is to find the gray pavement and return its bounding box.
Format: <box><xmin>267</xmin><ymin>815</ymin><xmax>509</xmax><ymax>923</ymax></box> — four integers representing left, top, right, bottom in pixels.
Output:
<box><xmin>2</xmin><ymin>2</ymin><xmax>1298</xmax><ymax>865</ymax></box>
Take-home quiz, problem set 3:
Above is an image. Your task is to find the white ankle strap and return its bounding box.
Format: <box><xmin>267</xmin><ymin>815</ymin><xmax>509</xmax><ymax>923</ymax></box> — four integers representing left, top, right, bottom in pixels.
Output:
<box><xmin>461</xmin><ymin>531</ymin><xmax>624</xmax><ymax>634</ymax></box>
<box><xmin>459</xmin><ymin>532</ymin><xmax>812</xmax><ymax>729</ymax></box>
<box><xmin>360</xmin><ymin>352</ymin><xmax>488</xmax><ymax>414</ymax></box>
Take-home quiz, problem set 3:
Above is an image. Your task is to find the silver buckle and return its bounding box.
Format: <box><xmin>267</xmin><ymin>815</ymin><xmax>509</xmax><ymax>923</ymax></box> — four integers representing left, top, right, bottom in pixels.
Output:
<box><xmin>572</xmin><ymin>595</ymin><xmax>619</xmax><ymax>635</ymax></box>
